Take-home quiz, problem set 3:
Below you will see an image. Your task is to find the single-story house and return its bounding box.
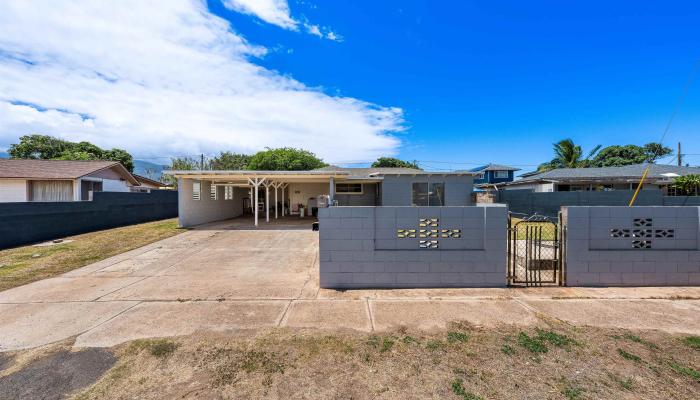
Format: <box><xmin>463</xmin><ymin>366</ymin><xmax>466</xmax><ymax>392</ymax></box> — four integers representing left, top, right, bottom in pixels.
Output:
<box><xmin>0</xmin><ymin>159</ymin><xmax>140</xmax><ymax>202</ymax></box>
<box><xmin>466</xmin><ymin>163</ymin><xmax>520</xmax><ymax>189</ymax></box>
<box><xmin>132</xmin><ymin>174</ymin><xmax>173</xmax><ymax>192</ymax></box>
<box><xmin>491</xmin><ymin>163</ymin><xmax>700</xmax><ymax>193</ymax></box>
<box><xmin>165</xmin><ymin>166</ymin><xmax>476</xmax><ymax>227</ymax></box>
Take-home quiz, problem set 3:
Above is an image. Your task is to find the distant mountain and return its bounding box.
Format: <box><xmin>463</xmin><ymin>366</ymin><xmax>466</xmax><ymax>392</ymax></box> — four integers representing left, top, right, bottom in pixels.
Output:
<box><xmin>133</xmin><ymin>159</ymin><xmax>168</xmax><ymax>181</ymax></box>
<box><xmin>0</xmin><ymin>151</ymin><xmax>8</xmax><ymax>158</ymax></box>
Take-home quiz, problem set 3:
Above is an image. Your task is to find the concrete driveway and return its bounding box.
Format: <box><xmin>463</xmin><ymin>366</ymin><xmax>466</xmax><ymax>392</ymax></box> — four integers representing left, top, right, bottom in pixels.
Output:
<box><xmin>1</xmin><ymin>218</ymin><xmax>699</xmax><ymax>351</ymax></box>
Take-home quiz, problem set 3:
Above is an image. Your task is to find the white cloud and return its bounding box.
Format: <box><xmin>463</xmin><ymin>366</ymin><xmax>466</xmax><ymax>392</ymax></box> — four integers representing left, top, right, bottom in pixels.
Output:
<box><xmin>222</xmin><ymin>0</ymin><xmax>341</xmax><ymax>41</ymax></box>
<box><xmin>222</xmin><ymin>0</ymin><xmax>297</xmax><ymax>30</ymax></box>
<box><xmin>0</xmin><ymin>0</ymin><xmax>402</xmax><ymax>163</ymax></box>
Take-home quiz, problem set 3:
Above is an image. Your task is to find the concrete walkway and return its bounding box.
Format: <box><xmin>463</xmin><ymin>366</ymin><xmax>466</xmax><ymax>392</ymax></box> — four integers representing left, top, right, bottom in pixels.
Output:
<box><xmin>1</xmin><ymin>218</ymin><xmax>699</xmax><ymax>351</ymax></box>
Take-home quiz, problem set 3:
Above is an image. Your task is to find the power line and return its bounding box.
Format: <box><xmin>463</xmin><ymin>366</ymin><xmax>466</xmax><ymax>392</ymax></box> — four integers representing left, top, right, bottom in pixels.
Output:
<box><xmin>658</xmin><ymin>59</ymin><xmax>700</xmax><ymax>145</ymax></box>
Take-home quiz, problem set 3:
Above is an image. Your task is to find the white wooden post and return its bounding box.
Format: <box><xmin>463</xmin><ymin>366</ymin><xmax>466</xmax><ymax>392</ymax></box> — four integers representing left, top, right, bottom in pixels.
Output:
<box><xmin>247</xmin><ymin>177</ymin><xmax>265</xmax><ymax>226</ymax></box>
<box><xmin>249</xmin><ymin>187</ymin><xmax>253</xmax><ymax>214</ymax></box>
<box><xmin>265</xmin><ymin>183</ymin><xmax>270</xmax><ymax>222</ymax></box>
<box><xmin>281</xmin><ymin>183</ymin><xmax>286</xmax><ymax>216</ymax></box>
<box><xmin>274</xmin><ymin>182</ymin><xmax>279</xmax><ymax>219</ymax></box>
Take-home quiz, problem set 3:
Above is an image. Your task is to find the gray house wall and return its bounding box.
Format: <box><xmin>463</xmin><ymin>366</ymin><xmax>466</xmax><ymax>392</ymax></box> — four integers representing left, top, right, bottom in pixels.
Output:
<box><xmin>335</xmin><ymin>183</ymin><xmax>378</xmax><ymax>206</ymax></box>
<box><xmin>178</xmin><ymin>179</ymin><xmax>243</xmax><ymax>227</ymax></box>
<box><xmin>564</xmin><ymin>206</ymin><xmax>700</xmax><ymax>286</ymax></box>
<box><xmin>381</xmin><ymin>175</ymin><xmax>474</xmax><ymax>206</ymax></box>
<box><xmin>318</xmin><ymin>205</ymin><xmax>506</xmax><ymax>288</ymax></box>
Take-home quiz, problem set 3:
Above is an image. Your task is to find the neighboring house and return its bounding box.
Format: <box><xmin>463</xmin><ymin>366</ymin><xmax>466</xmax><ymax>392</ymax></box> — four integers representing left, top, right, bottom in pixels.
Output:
<box><xmin>466</xmin><ymin>164</ymin><xmax>520</xmax><ymax>189</ymax></box>
<box><xmin>166</xmin><ymin>166</ymin><xmax>476</xmax><ymax>227</ymax></box>
<box><xmin>132</xmin><ymin>174</ymin><xmax>173</xmax><ymax>192</ymax></box>
<box><xmin>492</xmin><ymin>163</ymin><xmax>700</xmax><ymax>193</ymax></box>
<box><xmin>0</xmin><ymin>159</ymin><xmax>139</xmax><ymax>202</ymax></box>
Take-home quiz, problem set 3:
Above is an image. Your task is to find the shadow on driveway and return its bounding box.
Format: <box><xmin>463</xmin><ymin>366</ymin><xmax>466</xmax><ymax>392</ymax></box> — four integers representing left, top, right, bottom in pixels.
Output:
<box><xmin>0</xmin><ymin>348</ymin><xmax>115</xmax><ymax>400</ymax></box>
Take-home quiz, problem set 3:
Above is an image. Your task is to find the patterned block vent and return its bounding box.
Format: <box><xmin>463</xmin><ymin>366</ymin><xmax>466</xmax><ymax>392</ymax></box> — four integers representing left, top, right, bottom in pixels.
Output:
<box><xmin>654</xmin><ymin>229</ymin><xmax>675</xmax><ymax>238</ymax></box>
<box><xmin>397</xmin><ymin>229</ymin><xmax>417</xmax><ymax>238</ymax></box>
<box><xmin>632</xmin><ymin>229</ymin><xmax>652</xmax><ymax>238</ymax></box>
<box><xmin>419</xmin><ymin>240</ymin><xmax>439</xmax><ymax>249</ymax></box>
<box><xmin>632</xmin><ymin>240</ymin><xmax>652</xmax><ymax>249</ymax></box>
<box><xmin>440</xmin><ymin>229</ymin><xmax>462</xmax><ymax>238</ymax></box>
<box><xmin>419</xmin><ymin>229</ymin><xmax>439</xmax><ymax>238</ymax></box>
<box><xmin>398</xmin><ymin>219</ymin><xmax>460</xmax><ymax>248</ymax></box>
<box><xmin>610</xmin><ymin>229</ymin><xmax>631</xmax><ymax>238</ymax></box>
<box><xmin>419</xmin><ymin>218</ymin><xmax>439</xmax><ymax>227</ymax></box>
<box><xmin>633</xmin><ymin>218</ymin><xmax>652</xmax><ymax>227</ymax></box>
<box><xmin>610</xmin><ymin>217</ymin><xmax>660</xmax><ymax>249</ymax></box>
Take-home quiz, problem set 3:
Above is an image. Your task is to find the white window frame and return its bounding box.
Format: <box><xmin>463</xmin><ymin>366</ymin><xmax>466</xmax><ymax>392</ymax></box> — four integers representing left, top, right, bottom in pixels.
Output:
<box><xmin>335</xmin><ymin>183</ymin><xmax>363</xmax><ymax>195</ymax></box>
<box><xmin>475</xmin><ymin>172</ymin><xmax>485</xmax><ymax>179</ymax></box>
<box><xmin>192</xmin><ymin>181</ymin><xmax>201</xmax><ymax>200</ymax></box>
<box><xmin>224</xmin><ymin>186</ymin><xmax>234</xmax><ymax>200</ymax></box>
<box><xmin>210</xmin><ymin>183</ymin><xmax>218</xmax><ymax>200</ymax></box>
<box><xmin>494</xmin><ymin>170</ymin><xmax>509</xmax><ymax>179</ymax></box>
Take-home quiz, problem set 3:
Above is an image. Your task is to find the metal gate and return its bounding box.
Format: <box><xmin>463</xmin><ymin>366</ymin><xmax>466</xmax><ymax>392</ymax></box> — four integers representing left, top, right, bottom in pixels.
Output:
<box><xmin>507</xmin><ymin>213</ymin><xmax>565</xmax><ymax>286</ymax></box>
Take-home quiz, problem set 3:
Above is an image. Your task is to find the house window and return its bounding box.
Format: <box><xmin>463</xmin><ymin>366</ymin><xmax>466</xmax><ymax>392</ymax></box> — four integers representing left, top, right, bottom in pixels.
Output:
<box><xmin>210</xmin><ymin>184</ymin><xmax>218</xmax><ymax>200</ymax></box>
<box><xmin>494</xmin><ymin>171</ymin><xmax>509</xmax><ymax>179</ymax></box>
<box><xmin>412</xmin><ymin>182</ymin><xmax>445</xmax><ymax>206</ymax></box>
<box><xmin>30</xmin><ymin>180</ymin><xmax>73</xmax><ymax>202</ymax></box>
<box><xmin>224</xmin><ymin>186</ymin><xmax>234</xmax><ymax>200</ymax></box>
<box><xmin>475</xmin><ymin>173</ymin><xmax>485</xmax><ymax>180</ymax></box>
<box><xmin>192</xmin><ymin>181</ymin><xmax>201</xmax><ymax>200</ymax></box>
<box><xmin>336</xmin><ymin>183</ymin><xmax>363</xmax><ymax>194</ymax></box>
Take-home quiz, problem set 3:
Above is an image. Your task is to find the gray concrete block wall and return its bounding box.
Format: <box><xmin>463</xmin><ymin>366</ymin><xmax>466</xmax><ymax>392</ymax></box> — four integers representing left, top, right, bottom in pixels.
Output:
<box><xmin>319</xmin><ymin>205</ymin><xmax>506</xmax><ymax>288</ymax></box>
<box><xmin>563</xmin><ymin>206</ymin><xmax>700</xmax><ymax>286</ymax></box>
<box><xmin>178</xmin><ymin>179</ymin><xmax>244</xmax><ymax>227</ymax></box>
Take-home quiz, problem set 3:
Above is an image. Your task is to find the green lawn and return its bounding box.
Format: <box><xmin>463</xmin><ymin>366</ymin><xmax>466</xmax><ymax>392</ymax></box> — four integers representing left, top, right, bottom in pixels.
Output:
<box><xmin>0</xmin><ymin>219</ymin><xmax>185</xmax><ymax>292</ymax></box>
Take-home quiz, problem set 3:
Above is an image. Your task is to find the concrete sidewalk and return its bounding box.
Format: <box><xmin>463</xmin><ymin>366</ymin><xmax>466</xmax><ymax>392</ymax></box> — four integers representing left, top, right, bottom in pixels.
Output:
<box><xmin>1</xmin><ymin>219</ymin><xmax>699</xmax><ymax>351</ymax></box>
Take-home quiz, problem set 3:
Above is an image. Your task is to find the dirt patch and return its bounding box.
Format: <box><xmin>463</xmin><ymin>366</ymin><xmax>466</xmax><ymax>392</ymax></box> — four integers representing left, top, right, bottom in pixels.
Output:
<box><xmin>0</xmin><ymin>348</ymin><xmax>115</xmax><ymax>400</ymax></box>
<box><xmin>71</xmin><ymin>323</ymin><xmax>700</xmax><ymax>400</ymax></box>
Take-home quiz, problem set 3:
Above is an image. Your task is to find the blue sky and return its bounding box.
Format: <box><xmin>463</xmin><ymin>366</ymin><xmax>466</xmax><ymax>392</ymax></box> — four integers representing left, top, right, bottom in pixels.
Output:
<box><xmin>1</xmin><ymin>1</ymin><xmax>699</xmax><ymax>171</ymax></box>
<box><xmin>210</xmin><ymin>0</ymin><xmax>700</xmax><ymax>170</ymax></box>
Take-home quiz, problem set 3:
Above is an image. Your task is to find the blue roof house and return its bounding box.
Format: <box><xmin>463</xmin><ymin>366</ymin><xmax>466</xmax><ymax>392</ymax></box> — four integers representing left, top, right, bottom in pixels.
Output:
<box><xmin>468</xmin><ymin>164</ymin><xmax>520</xmax><ymax>188</ymax></box>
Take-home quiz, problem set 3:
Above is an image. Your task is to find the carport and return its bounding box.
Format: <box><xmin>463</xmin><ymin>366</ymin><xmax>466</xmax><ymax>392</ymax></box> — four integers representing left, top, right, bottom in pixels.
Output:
<box><xmin>168</xmin><ymin>170</ymin><xmax>351</xmax><ymax>228</ymax></box>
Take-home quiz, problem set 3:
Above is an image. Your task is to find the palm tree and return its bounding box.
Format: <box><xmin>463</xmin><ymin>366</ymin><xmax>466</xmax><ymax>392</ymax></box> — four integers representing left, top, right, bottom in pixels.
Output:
<box><xmin>538</xmin><ymin>139</ymin><xmax>601</xmax><ymax>171</ymax></box>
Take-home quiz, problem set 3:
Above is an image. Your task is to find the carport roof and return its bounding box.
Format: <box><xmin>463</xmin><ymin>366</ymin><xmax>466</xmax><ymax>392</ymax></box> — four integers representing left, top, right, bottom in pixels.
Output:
<box><xmin>164</xmin><ymin>170</ymin><xmax>351</xmax><ymax>182</ymax></box>
<box><xmin>165</xmin><ymin>168</ymin><xmax>475</xmax><ymax>181</ymax></box>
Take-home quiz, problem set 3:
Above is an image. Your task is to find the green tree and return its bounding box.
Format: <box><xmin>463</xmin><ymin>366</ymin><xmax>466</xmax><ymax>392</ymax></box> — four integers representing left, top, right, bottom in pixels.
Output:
<box><xmin>104</xmin><ymin>148</ymin><xmax>135</xmax><ymax>172</ymax></box>
<box><xmin>246</xmin><ymin>147</ymin><xmax>326</xmax><ymax>171</ymax></box>
<box><xmin>371</xmin><ymin>157</ymin><xmax>421</xmax><ymax>169</ymax></box>
<box><xmin>162</xmin><ymin>156</ymin><xmax>200</xmax><ymax>187</ymax></box>
<box><xmin>642</xmin><ymin>142</ymin><xmax>673</xmax><ymax>163</ymax></box>
<box><xmin>210</xmin><ymin>151</ymin><xmax>251</xmax><ymax>170</ymax></box>
<box><xmin>590</xmin><ymin>142</ymin><xmax>672</xmax><ymax>167</ymax></box>
<box><xmin>538</xmin><ymin>139</ymin><xmax>601</xmax><ymax>171</ymax></box>
<box><xmin>672</xmin><ymin>174</ymin><xmax>700</xmax><ymax>196</ymax></box>
<box><xmin>8</xmin><ymin>134</ymin><xmax>135</xmax><ymax>171</ymax></box>
<box><xmin>8</xmin><ymin>134</ymin><xmax>72</xmax><ymax>159</ymax></box>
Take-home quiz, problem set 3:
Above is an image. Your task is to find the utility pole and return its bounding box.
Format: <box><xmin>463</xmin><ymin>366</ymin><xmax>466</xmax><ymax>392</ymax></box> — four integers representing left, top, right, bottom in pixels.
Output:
<box><xmin>200</xmin><ymin>154</ymin><xmax>205</xmax><ymax>170</ymax></box>
<box><xmin>678</xmin><ymin>142</ymin><xmax>682</xmax><ymax>166</ymax></box>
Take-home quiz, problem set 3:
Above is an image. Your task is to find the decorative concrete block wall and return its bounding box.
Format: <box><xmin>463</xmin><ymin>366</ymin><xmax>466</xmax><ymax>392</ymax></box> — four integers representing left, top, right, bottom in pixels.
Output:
<box><xmin>318</xmin><ymin>205</ymin><xmax>507</xmax><ymax>288</ymax></box>
<box><xmin>563</xmin><ymin>206</ymin><xmax>700</xmax><ymax>286</ymax></box>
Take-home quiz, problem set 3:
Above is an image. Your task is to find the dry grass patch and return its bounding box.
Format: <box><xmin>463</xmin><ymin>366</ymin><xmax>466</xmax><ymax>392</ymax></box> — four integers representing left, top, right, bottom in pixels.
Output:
<box><xmin>0</xmin><ymin>219</ymin><xmax>183</xmax><ymax>291</ymax></box>
<box><xmin>69</xmin><ymin>323</ymin><xmax>700</xmax><ymax>400</ymax></box>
